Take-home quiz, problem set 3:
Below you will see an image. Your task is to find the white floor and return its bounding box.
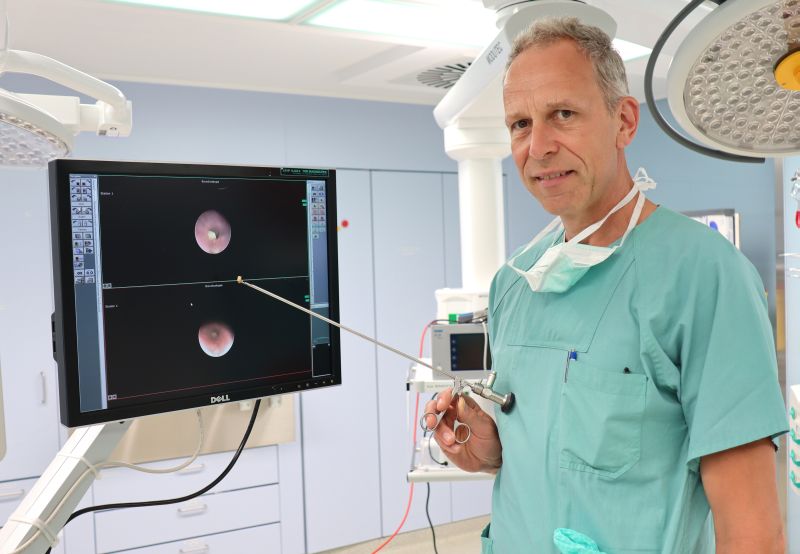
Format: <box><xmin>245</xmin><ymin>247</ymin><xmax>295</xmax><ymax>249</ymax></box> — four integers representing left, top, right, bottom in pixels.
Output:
<box><xmin>320</xmin><ymin>515</ymin><xmax>490</xmax><ymax>554</ymax></box>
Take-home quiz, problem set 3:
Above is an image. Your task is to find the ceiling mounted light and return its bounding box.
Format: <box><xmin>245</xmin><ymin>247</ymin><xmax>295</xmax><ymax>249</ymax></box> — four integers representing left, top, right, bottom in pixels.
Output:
<box><xmin>0</xmin><ymin>49</ymin><xmax>133</xmax><ymax>167</ymax></box>
<box><xmin>0</xmin><ymin>88</ymin><xmax>69</xmax><ymax>167</ymax></box>
<box><xmin>647</xmin><ymin>0</ymin><xmax>800</xmax><ymax>162</ymax></box>
<box><xmin>0</xmin><ymin>0</ymin><xmax>132</xmax><ymax>168</ymax></box>
<box><xmin>103</xmin><ymin>0</ymin><xmax>321</xmax><ymax>21</ymax></box>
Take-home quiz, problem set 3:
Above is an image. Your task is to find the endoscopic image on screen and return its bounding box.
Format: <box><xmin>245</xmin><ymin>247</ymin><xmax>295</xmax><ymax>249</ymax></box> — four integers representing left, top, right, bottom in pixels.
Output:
<box><xmin>96</xmin><ymin>175</ymin><xmax>311</xmax><ymax>288</ymax></box>
<box><xmin>101</xmin><ymin>278</ymin><xmax>313</xmax><ymax>409</ymax></box>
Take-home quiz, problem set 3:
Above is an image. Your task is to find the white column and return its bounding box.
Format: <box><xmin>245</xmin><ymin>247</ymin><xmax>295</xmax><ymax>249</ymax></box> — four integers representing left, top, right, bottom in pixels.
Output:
<box><xmin>456</xmin><ymin>157</ymin><xmax>506</xmax><ymax>291</ymax></box>
<box><xmin>443</xmin><ymin>118</ymin><xmax>510</xmax><ymax>291</ymax></box>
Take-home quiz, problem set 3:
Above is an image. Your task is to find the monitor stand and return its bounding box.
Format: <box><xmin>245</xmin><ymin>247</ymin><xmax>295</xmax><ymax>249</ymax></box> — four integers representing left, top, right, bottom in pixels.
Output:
<box><xmin>0</xmin><ymin>420</ymin><xmax>132</xmax><ymax>552</ymax></box>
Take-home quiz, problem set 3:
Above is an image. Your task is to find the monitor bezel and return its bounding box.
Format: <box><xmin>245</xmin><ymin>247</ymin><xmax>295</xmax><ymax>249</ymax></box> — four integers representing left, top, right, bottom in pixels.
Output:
<box><xmin>50</xmin><ymin>159</ymin><xmax>341</xmax><ymax>427</ymax></box>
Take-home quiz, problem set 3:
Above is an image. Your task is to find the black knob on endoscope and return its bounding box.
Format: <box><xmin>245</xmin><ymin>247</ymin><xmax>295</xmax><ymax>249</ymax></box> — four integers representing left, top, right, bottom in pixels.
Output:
<box><xmin>500</xmin><ymin>392</ymin><xmax>515</xmax><ymax>413</ymax></box>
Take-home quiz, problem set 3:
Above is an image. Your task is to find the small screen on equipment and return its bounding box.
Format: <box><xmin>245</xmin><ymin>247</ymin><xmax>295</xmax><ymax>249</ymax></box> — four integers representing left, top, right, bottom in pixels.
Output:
<box><xmin>451</xmin><ymin>333</ymin><xmax>492</xmax><ymax>372</ymax></box>
<box><xmin>50</xmin><ymin>160</ymin><xmax>341</xmax><ymax>427</ymax></box>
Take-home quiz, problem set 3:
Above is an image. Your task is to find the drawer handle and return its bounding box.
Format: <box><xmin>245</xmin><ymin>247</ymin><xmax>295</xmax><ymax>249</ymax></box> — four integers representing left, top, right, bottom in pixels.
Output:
<box><xmin>177</xmin><ymin>503</ymin><xmax>207</xmax><ymax>516</ymax></box>
<box><xmin>0</xmin><ymin>489</ymin><xmax>25</xmax><ymax>501</ymax></box>
<box><xmin>179</xmin><ymin>544</ymin><xmax>210</xmax><ymax>554</ymax></box>
<box><xmin>40</xmin><ymin>372</ymin><xmax>47</xmax><ymax>405</ymax></box>
<box><xmin>177</xmin><ymin>463</ymin><xmax>206</xmax><ymax>475</ymax></box>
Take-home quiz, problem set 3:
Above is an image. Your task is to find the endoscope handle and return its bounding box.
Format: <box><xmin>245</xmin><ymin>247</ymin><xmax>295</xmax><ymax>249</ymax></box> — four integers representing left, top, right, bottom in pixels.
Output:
<box><xmin>469</xmin><ymin>381</ymin><xmax>515</xmax><ymax>413</ymax></box>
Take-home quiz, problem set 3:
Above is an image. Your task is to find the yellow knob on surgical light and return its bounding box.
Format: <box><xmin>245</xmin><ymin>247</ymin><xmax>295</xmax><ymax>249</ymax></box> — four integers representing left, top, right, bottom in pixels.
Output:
<box><xmin>774</xmin><ymin>50</ymin><xmax>800</xmax><ymax>91</ymax></box>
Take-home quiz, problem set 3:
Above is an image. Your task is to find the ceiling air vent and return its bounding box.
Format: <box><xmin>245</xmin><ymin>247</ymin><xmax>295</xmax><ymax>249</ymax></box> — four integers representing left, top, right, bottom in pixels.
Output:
<box><xmin>417</xmin><ymin>61</ymin><xmax>472</xmax><ymax>89</ymax></box>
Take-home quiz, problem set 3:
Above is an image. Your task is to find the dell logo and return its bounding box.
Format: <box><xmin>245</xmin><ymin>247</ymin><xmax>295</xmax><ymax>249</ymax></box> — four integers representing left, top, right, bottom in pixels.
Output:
<box><xmin>210</xmin><ymin>394</ymin><xmax>230</xmax><ymax>404</ymax></box>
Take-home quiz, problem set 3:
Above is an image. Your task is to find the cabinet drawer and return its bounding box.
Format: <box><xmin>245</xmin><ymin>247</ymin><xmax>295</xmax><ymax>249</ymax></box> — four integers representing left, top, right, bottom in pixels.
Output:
<box><xmin>94</xmin><ymin>446</ymin><xmax>277</xmax><ymax>504</ymax></box>
<box><xmin>0</xmin><ymin>478</ymin><xmax>38</xmax><ymax>525</ymax></box>
<box><xmin>95</xmin><ymin>484</ymin><xmax>280</xmax><ymax>553</ymax></box>
<box><xmin>110</xmin><ymin>523</ymin><xmax>281</xmax><ymax>553</ymax></box>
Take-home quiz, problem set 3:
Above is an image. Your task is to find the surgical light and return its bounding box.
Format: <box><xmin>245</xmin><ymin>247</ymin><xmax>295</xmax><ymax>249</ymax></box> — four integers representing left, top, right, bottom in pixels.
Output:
<box><xmin>0</xmin><ymin>89</ymin><xmax>69</xmax><ymax>166</ymax></box>
<box><xmin>0</xmin><ymin>2</ymin><xmax>132</xmax><ymax>168</ymax></box>
<box><xmin>648</xmin><ymin>0</ymin><xmax>800</xmax><ymax>162</ymax></box>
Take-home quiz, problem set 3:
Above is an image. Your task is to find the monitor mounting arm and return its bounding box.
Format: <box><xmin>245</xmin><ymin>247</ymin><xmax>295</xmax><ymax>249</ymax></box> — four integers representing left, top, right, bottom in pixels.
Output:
<box><xmin>0</xmin><ymin>422</ymin><xmax>131</xmax><ymax>553</ymax></box>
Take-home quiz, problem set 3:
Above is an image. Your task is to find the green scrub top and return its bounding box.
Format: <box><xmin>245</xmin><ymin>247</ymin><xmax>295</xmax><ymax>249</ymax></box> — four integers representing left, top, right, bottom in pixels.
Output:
<box><xmin>482</xmin><ymin>207</ymin><xmax>788</xmax><ymax>554</ymax></box>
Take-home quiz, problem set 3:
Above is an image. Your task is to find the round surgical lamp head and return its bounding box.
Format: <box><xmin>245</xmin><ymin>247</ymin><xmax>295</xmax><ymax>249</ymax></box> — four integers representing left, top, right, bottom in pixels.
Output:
<box><xmin>647</xmin><ymin>0</ymin><xmax>800</xmax><ymax>162</ymax></box>
<box><xmin>668</xmin><ymin>0</ymin><xmax>800</xmax><ymax>159</ymax></box>
<box><xmin>0</xmin><ymin>88</ymin><xmax>70</xmax><ymax>167</ymax></box>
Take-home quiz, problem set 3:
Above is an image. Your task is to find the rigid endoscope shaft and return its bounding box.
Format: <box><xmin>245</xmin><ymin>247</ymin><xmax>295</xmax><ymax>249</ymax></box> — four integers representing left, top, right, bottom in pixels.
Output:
<box><xmin>237</xmin><ymin>277</ymin><xmax>462</xmax><ymax>383</ymax></box>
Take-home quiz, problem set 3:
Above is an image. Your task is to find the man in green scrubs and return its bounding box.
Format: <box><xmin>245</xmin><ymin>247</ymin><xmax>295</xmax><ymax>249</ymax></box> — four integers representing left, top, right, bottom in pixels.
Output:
<box><xmin>426</xmin><ymin>17</ymin><xmax>788</xmax><ymax>553</ymax></box>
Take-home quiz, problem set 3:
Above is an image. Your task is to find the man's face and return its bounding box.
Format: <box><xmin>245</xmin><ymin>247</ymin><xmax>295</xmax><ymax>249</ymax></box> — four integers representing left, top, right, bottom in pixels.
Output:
<box><xmin>503</xmin><ymin>39</ymin><xmax>625</xmax><ymax>221</ymax></box>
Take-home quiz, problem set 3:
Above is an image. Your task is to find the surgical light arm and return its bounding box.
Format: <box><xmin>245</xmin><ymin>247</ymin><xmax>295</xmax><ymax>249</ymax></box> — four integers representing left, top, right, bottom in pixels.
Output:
<box><xmin>0</xmin><ymin>49</ymin><xmax>132</xmax><ymax>138</ymax></box>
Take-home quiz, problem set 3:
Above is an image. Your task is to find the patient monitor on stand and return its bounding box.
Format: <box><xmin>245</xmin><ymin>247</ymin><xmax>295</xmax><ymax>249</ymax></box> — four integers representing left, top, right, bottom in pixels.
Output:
<box><xmin>408</xmin><ymin>290</ymin><xmax>497</xmax><ymax>482</ymax></box>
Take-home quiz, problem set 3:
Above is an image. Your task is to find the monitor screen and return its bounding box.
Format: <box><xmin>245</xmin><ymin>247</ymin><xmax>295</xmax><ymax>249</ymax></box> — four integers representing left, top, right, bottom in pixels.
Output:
<box><xmin>49</xmin><ymin>160</ymin><xmax>340</xmax><ymax>427</ymax></box>
<box><xmin>450</xmin><ymin>333</ymin><xmax>492</xmax><ymax>372</ymax></box>
<box><xmin>685</xmin><ymin>209</ymin><xmax>740</xmax><ymax>248</ymax></box>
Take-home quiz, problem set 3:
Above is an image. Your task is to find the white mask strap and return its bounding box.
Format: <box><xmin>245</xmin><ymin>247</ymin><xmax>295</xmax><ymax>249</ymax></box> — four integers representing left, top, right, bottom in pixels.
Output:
<box><xmin>617</xmin><ymin>190</ymin><xmax>646</xmax><ymax>246</ymax></box>
<box><xmin>568</xmin><ymin>168</ymin><xmax>657</xmax><ymax>244</ymax></box>
<box><xmin>508</xmin><ymin>215</ymin><xmax>562</xmax><ymax>266</ymax></box>
<box><xmin>568</xmin><ymin>184</ymin><xmax>639</xmax><ymax>244</ymax></box>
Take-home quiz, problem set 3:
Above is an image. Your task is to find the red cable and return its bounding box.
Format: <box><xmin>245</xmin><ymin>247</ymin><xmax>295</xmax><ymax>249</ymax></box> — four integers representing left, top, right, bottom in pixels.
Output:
<box><xmin>370</xmin><ymin>321</ymin><xmax>435</xmax><ymax>553</ymax></box>
<box><xmin>371</xmin><ymin>393</ymin><xmax>419</xmax><ymax>553</ymax></box>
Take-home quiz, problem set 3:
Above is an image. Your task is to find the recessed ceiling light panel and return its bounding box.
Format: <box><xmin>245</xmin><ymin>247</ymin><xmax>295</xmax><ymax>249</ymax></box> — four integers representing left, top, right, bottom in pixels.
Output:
<box><xmin>104</xmin><ymin>0</ymin><xmax>321</xmax><ymax>21</ymax></box>
<box><xmin>668</xmin><ymin>0</ymin><xmax>800</xmax><ymax>157</ymax></box>
<box><xmin>307</xmin><ymin>0</ymin><xmax>497</xmax><ymax>47</ymax></box>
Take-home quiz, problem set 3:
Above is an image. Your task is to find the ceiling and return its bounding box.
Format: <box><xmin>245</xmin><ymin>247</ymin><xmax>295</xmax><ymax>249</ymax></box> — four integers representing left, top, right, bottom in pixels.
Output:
<box><xmin>5</xmin><ymin>0</ymin><xmax>716</xmax><ymax>106</ymax></box>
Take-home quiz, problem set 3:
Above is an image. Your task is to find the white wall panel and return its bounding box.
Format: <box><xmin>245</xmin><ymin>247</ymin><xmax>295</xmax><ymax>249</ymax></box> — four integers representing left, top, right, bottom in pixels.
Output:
<box><xmin>371</xmin><ymin>170</ymin><xmax>452</xmax><ymax>537</ymax></box>
<box><xmin>0</xmin><ymin>169</ymin><xmax>61</xmax><ymax>482</ymax></box>
<box><xmin>302</xmin><ymin>169</ymin><xmax>382</xmax><ymax>552</ymax></box>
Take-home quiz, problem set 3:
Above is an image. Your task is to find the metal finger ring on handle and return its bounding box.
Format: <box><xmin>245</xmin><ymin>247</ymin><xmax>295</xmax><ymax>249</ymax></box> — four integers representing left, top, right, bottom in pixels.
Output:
<box><xmin>420</xmin><ymin>411</ymin><xmax>442</xmax><ymax>432</ymax></box>
<box><xmin>453</xmin><ymin>421</ymin><xmax>471</xmax><ymax>444</ymax></box>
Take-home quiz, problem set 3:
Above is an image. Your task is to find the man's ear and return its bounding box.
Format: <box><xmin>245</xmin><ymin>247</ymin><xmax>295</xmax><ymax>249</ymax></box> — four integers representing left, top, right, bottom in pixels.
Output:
<box><xmin>616</xmin><ymin>96</ymin><xmax>639</xmax><ymax>149</ymax></box>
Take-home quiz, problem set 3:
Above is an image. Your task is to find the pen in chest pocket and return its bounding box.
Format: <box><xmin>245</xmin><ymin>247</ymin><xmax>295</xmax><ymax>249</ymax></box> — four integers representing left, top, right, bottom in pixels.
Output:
<box><xmin>563</xmin><ymin>350</ymin><xmax>577</xmax><ymax>382</ymax></box>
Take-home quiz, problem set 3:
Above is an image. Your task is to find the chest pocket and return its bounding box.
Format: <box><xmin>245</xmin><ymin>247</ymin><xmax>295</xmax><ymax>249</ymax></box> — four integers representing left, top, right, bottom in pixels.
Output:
<box><xmin>560</xmin><ymin>359</ymin><xmax>646</xmax><ymax>479</ymax></box>
<box><xmin>496</xmin><ymin>253</ymin><xmax>644</xmax><ymax>480</ymax></box>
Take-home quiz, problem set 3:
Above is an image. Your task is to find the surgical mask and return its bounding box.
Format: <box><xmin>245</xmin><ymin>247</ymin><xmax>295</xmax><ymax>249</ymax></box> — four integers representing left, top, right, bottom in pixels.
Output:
<box><xmin>507</xmin><ymin>168</ymin><xmax>657</xmax><ymax>293</ymax></box>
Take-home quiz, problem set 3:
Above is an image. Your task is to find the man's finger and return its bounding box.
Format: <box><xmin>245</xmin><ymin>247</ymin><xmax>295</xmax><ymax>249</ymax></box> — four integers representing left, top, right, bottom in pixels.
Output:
<box><xmin>460</xmin><ymin>393</ymin><xmax>482</xmax><ymax>411</ymax></box>
<box><xmin>436</xmin><ymin>387</ymin><xmax>453</xmax><ymax>411</ymax></box>
<box><xmin>437</xmin><ymin>440</ymin><xmax>462</xmax><ymax>457</ymax></box>
<box><xmin>435</xmin><ymin>426</ymin><xmax>458</xmax><ymax>448</ymax></box>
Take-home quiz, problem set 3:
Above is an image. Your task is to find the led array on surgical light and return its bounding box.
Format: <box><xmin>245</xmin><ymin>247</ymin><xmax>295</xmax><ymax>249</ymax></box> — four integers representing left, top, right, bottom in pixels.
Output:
<box><xmin>683</xmin><ymin>1</ymin><xmax>800</xmax><ymax>155</ymax></box>
<box><xmin>0</xmin><ymin>115</ymin><xmax>68</xmax><ymax>167</ymax></box>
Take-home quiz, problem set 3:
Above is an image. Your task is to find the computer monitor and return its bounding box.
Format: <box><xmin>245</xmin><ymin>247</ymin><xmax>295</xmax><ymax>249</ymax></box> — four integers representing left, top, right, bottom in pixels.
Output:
<box><xmin>685</xmin><ymin>209</ymin><xmax>740</xmax><ymax>248</ymax></box>
<box><xmin>49</xmin><ymin>160</ymin><xmax>340</xmax><ymax>427</ymax></box>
